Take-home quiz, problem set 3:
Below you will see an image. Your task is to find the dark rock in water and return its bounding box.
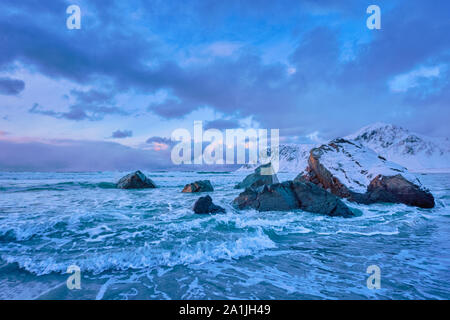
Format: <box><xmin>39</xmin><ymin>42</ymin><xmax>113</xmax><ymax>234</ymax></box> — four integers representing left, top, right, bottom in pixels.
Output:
<box><xmin>117</xmin><ymin>171</ymin><xmax>157</xmax><ymax>189</ymax></box>
<box><xmin>350</xmin><ymin>174</ymin><xmax>435</xmax><ymax>209</ymax></box>
<box><xmin>193</xmin><ymin>195</ymin><xmax>225</xmax><ymax>214</ymax></box>
<box><xmin>291</xmin><ymin>181</ymin><xmax>354</xmax><ymax>217</ymax></box>
<box><xmin>233</xmin><ymin>180</ymin><xmax>354</xmax><ymax>217</ymax></box>
<box><xmin>235</xmin><ymin>163</ymin><xmax>279</xmax><ymax>189</ymax></box>
<box><xmin>234</xmin><ymin>181</ymin><xmax>298</xmax><ymax>212</ymax></box>
<box><xmin>293</xmin><ymin>173</ymin><xmax>308</xmax><ymax>183</ymax></box>
<box><xmin>182</xmin><ymin>180</ymin><xmax>214</xmax><ymax>193</ymax></box>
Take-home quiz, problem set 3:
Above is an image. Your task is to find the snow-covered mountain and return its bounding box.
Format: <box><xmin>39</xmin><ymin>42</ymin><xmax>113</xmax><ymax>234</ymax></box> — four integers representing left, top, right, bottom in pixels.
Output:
<box><xmin>236</xmin><ymin>144</ymin><xmax>314</xmax><ymax>173</ymax></box>
<box><xmin>236</xmin><ymin>123</ymin><xmax>450</xmax><ymax>174</ymax></box>
<box><xmin>346</xmin><ymin>123</ymin><xmax>450</xmax><ymax>172</ymax></box>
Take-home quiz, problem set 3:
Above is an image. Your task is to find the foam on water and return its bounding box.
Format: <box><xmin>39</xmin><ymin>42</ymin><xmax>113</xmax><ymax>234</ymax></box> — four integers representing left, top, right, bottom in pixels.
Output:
<box><xmin>0</xmin><ymin>171</ymin><xmax>449</xmax><ymax>299</ymax></box>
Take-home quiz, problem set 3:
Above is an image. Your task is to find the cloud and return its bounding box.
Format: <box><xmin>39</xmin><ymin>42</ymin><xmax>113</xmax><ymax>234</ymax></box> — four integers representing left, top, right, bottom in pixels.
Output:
<box><xmin>0</xmin><ymin>77</ymin><xmax>25</xmax><ymax>95</ymax></box>
<box><xmin>1</xmin><ymin>0</ymin><xmax>450</xmax><ymax>144</ymax></box>
<box><xmin>204</xmin><ymin>119</ymin><xmax>241</xmax><ymax>130</ymax></box>
<box><xmin>389</xmin><ymin>66</ymin><xmax>442</xmax><ymax>92</ymax></box>
<box><xmin>146</xmin><ymin>136</ymin><xmax>173</xmax><ymax>151</ymax></box>
<box><xmin>146</xmin><ymin>136</ymin><xmax>172</xmax><ymax>144</ymax></box>
<box><xmin>0</xmin><ymin>138</ymin><xmax>171</xmax><ymax>172</ymax></box>
<box><xmin>111</xmin><ymin>130</ymin><xmax>133</xmax><ymax>139</ymax></box>
<box><xmin>29</xmin><ymin>89</ymin><xmax>127</xmax><ymax>121</ymax></box>
<box><xmin>204</xmin><ymin>42</ymin><xmax>242</xmax><ymax>57</ymax></box>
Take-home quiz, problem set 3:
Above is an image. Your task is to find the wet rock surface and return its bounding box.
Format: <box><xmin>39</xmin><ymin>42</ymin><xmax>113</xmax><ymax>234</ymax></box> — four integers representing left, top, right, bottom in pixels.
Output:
<box><xmin>350</xmin><ymin>174</ymin><xmax>435</xmax><ymax>209</ymax></box>
<box><xmin>182</xmin><ymin>180</ymin><xmax>214</xmax><ymax>193</ymax></box>
<box><xmin>193</xmin><ymin>195</ymin><xmax>225</xmax><ymax>214</ymax></box>
<box><xmin>235</xmin><ymin>163</ymin><xmax>279</xmax><ymax>189</ymax></box>
<box><xmin>233</xmin><ymin>180</ymin><xmax>354</xmax><ymax>217</ymax></box>
<box><xmin>117</xmin><ymin>171</ymin><xmax>157</xmax><ymax>189</ymax></box>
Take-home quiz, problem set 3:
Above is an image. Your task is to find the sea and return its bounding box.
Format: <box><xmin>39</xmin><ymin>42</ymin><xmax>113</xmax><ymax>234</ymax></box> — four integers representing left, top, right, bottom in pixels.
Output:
<box><xmin>0</xmin><ymin>171</ymin><xmax>449</xmax><ymax>300</ymax></box>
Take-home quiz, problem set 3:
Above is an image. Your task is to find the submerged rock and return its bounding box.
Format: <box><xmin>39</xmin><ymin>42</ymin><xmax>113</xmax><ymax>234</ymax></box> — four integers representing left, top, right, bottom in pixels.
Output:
<box><xmin>302</xmin><ymin>139</ymin><xmax>435</xmax><ymax>208</ymax></box>
<box><xmin>182</xmin><ymin>180</ymin><xmax>214</xmax><ymax>193</ymax></box>
<box><xmin>233</xmin><ymin>180</ymin><xmax>354</xmax><ymax>217</ymax></box>
<box><xmin>235</xmin><ymin>163</ymin><xmax>279</xmax><ymax>189</ymax></box>
<box><xmin>117</xmin><ymin>171</ymin><xmax>157</xmax><ymax>189</ymax></box>
<box><xmin>193</xmin><ymin>195</ymin><xmax>225</xmax><ymax>214</ymax></box>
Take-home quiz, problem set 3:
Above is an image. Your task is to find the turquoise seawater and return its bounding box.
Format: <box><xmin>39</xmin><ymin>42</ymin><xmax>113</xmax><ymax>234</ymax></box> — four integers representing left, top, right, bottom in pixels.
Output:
<box><xmin>0</xmin><ymin>171</ymin><xmax>449</xmax><ymax>300</ymax></box>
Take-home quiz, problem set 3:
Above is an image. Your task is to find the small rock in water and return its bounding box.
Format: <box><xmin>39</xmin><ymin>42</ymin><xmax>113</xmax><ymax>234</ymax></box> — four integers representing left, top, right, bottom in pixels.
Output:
<box><xmin>182</xmin><ymin>180</ymin><xmax>214</xmax><ymax>193</ymax></box>
<box><xmin>193</xmin><ymin>195</ymin><xmax>225</xmax><ymax>214</ymax></box>
<box><xmin>117</xmin><ymin>171</ymin><xmax>157</xmax><ymax>189</ymax></box>
<box><xmin>235</xmin><ymin>163</ymin><xmax>279</xmax><ymax>189</ymax></box>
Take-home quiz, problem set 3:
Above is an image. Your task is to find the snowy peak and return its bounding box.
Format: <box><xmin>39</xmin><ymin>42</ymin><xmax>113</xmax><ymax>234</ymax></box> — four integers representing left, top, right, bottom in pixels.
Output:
<box><xmin>346</xmin><ymin>122</ymin><xmax>410</xmax><ymax>146</ymax></box>
<box><xmin>346</xmin><ymin>123</ymin><xmax>450</xmax><ymax>172</ymax></box>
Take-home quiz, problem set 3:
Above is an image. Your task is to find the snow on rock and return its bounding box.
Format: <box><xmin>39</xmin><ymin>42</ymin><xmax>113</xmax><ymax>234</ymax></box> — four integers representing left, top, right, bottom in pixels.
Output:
<box><xmin>304</xmin><ymin>138</ymin><xmax>420</xmax><ymax>194</ymax></box>
<box><xmin>346</xmin><ymin>123</ymin><xmax>450</xmax><ymax>172</ymax></box>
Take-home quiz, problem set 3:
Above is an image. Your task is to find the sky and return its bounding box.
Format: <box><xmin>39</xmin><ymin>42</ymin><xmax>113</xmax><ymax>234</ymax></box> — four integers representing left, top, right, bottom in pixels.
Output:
<box><xmin>0</xmin><ymin>0</ymin><xmax>449</xmax><ymax>171</ymax></box>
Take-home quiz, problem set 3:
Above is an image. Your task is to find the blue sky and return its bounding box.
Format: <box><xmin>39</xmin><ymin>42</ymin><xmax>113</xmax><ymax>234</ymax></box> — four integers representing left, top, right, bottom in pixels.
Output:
<box><xmin>0</xmin><ymin>0</ymin><xmax>449</xmax><ymax>171</ymax></box>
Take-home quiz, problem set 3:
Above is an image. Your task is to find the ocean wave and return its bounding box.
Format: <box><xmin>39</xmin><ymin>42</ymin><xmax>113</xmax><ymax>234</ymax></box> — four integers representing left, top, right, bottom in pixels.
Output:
<box><xmin>3</xmin><ymin>181</ymin><xmax>117</xmax><ymax>193</ymax></box>
<box><xmin>1</xmin><ymin>228</ymin><xmax>276</xmax><ymax>276</ymax></box>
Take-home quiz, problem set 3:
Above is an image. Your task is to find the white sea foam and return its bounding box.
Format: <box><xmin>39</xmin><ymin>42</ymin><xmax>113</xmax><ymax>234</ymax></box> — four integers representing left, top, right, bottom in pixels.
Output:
<box><xmin>0</xmin><ymin>171</ymin><xmax>449</xmax><ymax>299</ymax></box>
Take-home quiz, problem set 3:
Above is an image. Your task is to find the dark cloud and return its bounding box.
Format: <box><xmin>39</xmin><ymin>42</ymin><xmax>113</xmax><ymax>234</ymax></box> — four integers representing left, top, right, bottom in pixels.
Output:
<box><xmin>340</xmin><ymin>2</ymin><xmax>450</xmax><ymax>86</ymax></box>
<box><xmin>0</xmin><ymin>77</ymin><xmax>25</xmax><ymax>95</ymax></box>
<box><xmin>0</xmin><ymin>1</ymin><xmax>158</xmax><ymax>88</ymax></box>
<box><xmin>28</xmin><ymin>89</ymin><xmax>127</xmax><ymax>121</ymax></box>
<box><xmin>111</xmin><ymin>130</ymin><xmax>133</xmax><ymax>139</ymax></box>
<box><xmin>1</xmin><ymin>0</ymin><xmax>450</xmax><ymax>140</ymax></box>
<box><xmin>146</xmin><ymin>136</ymin><xmax>172</xmax><ymax>145</ymax></box>
<box><xmin>204</xmin><ymin>119</ymin><xmax>241</xmax><ymax>130</ymax></box>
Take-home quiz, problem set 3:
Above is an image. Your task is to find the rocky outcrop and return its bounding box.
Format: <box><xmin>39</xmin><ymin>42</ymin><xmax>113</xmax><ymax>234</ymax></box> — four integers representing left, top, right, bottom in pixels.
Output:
<box><xmin>350</xmin><ymin>174</ymin><xmax>435</xmax><ymax>209</ymax></box>
<box><xmin>302</xmin><ymin>139</ymin><xmax>435</xmax><ymax>208</ymax></box>
<box><xmin>193</xmin><ymin>195</ymin><xmax>225</xmax><ymax>214</ymax></box>
<box><xmin>182</xmin><ymin>180</ymin><xmax>214</xmax><ymax>193</ymax></box>
<box><xmin>117</xmin><ymin>171</ymin><xmax>157</xmax><ymax>189</ymax></box>
<box><xmin>233</xmin><ymin>180</ymin><xmax>354</xmax><ymax>217</ymax></box>
<box><xmin>235</xmin><ymin>163</ymin><xmax>279</xmax><ymax>189</ymax></box>
<box><xmin>303</xmin><ymin>146</ymin><xmax>352</xmax><ymax>198</ymax></box>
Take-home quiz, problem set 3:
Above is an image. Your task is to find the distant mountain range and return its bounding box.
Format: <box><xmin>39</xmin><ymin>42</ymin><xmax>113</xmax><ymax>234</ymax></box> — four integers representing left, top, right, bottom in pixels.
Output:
<box><xmin>238</xmin><ymin>123</ymin><xmax>450</xmax><ymax>173</ymax></box>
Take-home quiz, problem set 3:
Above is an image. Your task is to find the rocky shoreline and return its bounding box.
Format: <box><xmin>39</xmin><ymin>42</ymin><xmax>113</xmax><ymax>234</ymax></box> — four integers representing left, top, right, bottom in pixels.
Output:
<box><xmin>115</xmin><ymin>137</ymin><xmax>436</xmax><ymax>217</ymax></box>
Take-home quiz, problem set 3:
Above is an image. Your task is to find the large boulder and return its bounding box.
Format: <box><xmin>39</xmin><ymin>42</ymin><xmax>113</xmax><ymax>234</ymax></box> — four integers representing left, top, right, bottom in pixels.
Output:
<box><xmin>235</xmin><ymin>163</ymin><xmax>279</xmax><ymax>189</ymax></box>
<box><xmin>182</xmin><ymin>180</ymin><xmax>214</xmax><ymax>193</ymax></box>
<box><xmin>291</xmin><ymin>181</ymin><xmax>354</xmax><ymax>217</ymax></box>
<box><xmin>193</xmin><ymin>195</ymin><xmax>225</xmax><ymax>214</ymax></box>
<box><xmin>117</xmin><ymin>171</ymin><xmax>157</xmax><ymax>189</ymax></box>
<box><xmin>233</xmin><ymin>180</ymin><xmax>354</xmax><ymax>217</ymax></box>
<box><xmin>350</xmin><ymin>174</ymin><xmax>435</xmax><ymax>209</ymax></box>
<box><xmin>302</xmin><ymin>139</ymin><xmax>435</xmax><ymax>208</ymax></box>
